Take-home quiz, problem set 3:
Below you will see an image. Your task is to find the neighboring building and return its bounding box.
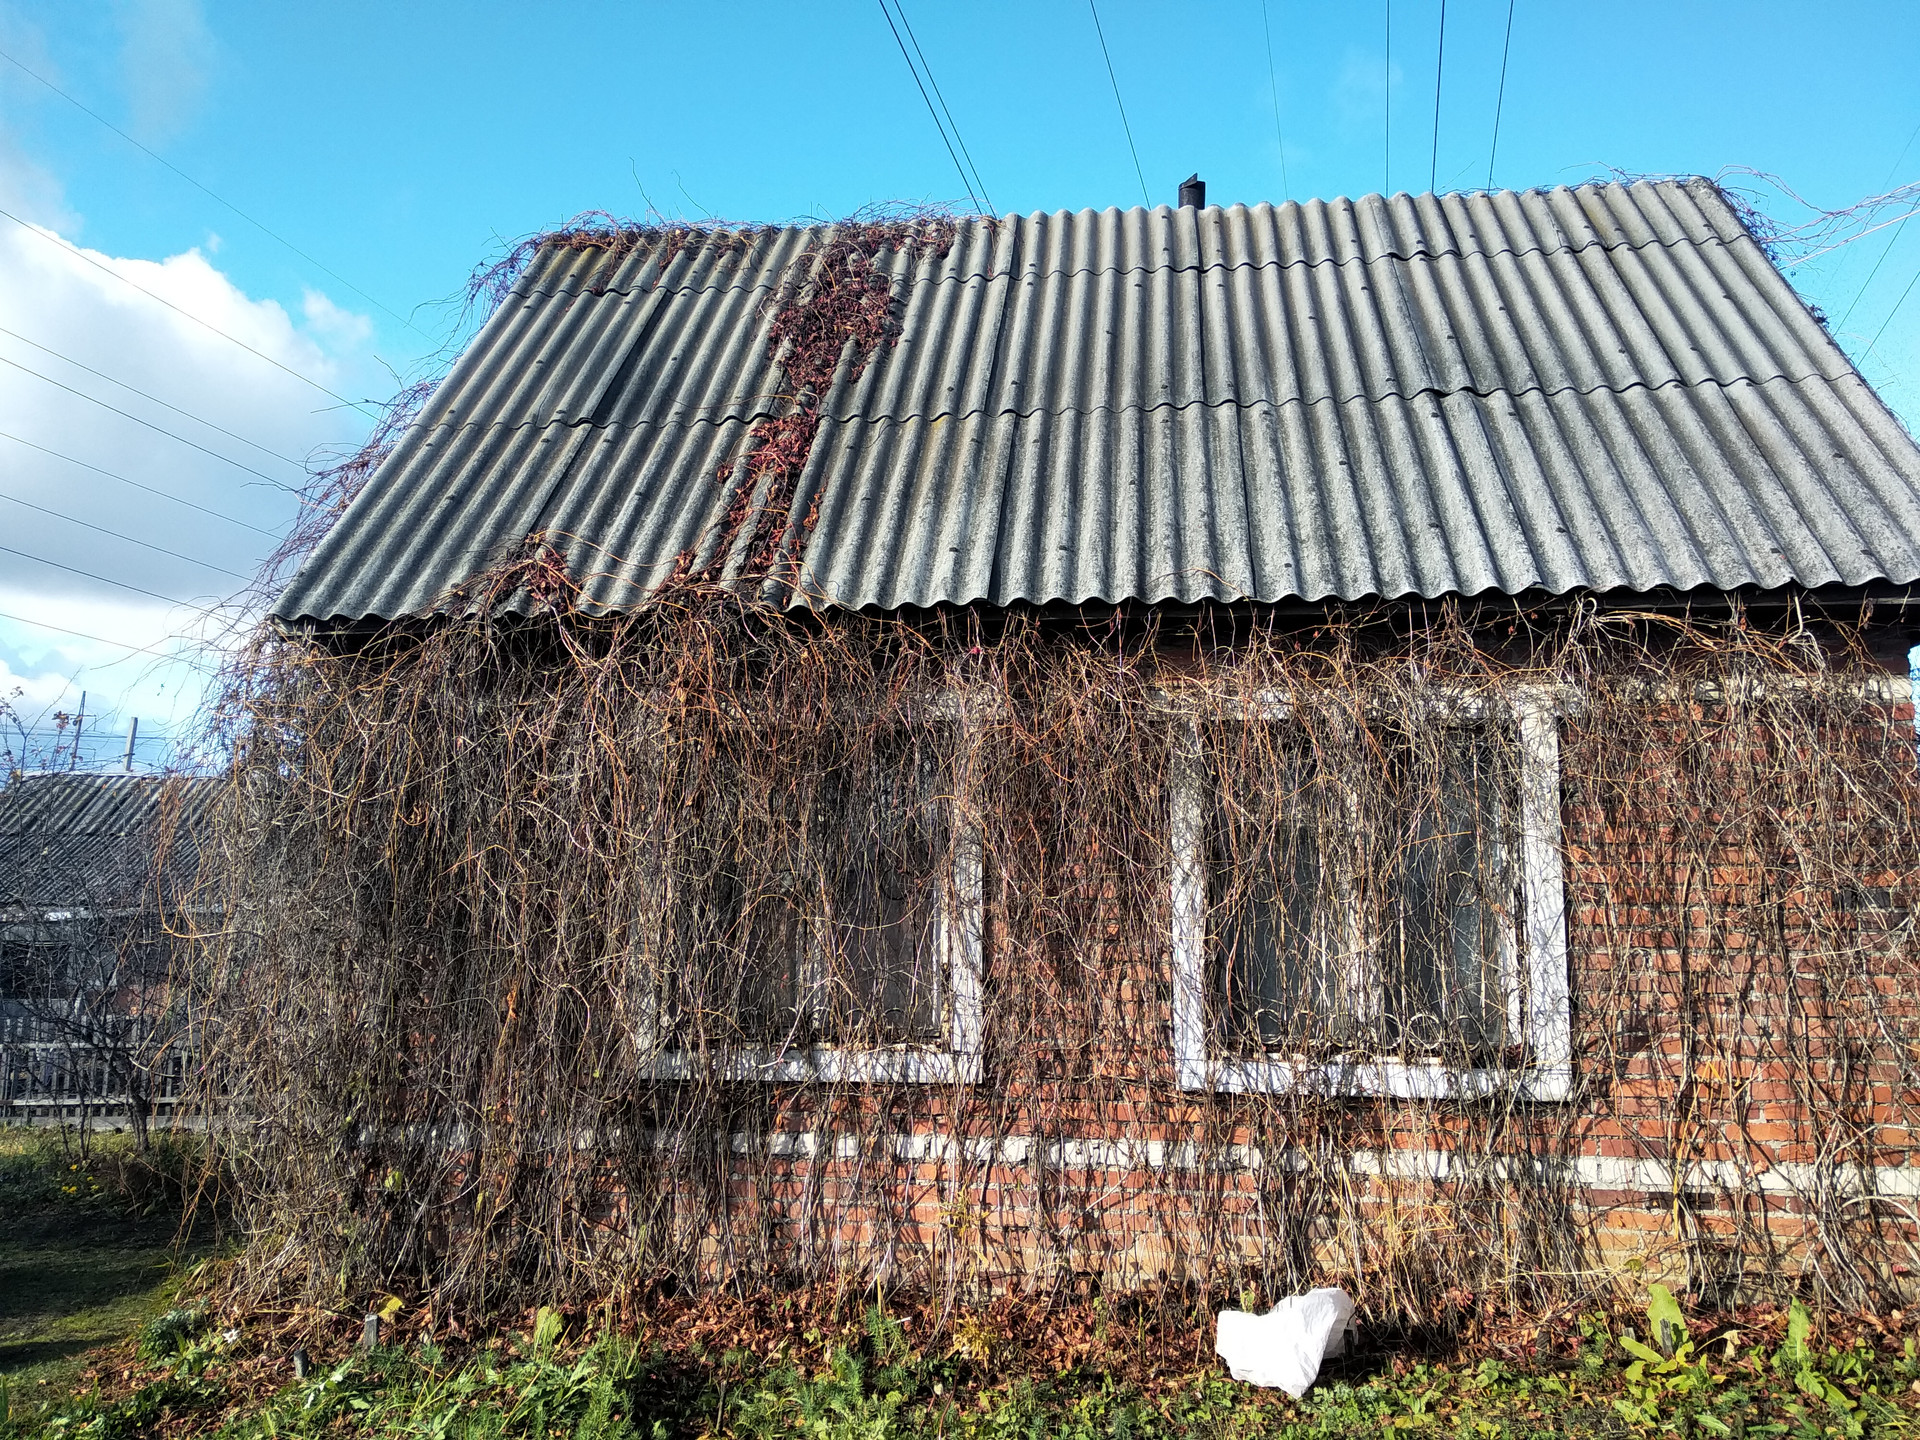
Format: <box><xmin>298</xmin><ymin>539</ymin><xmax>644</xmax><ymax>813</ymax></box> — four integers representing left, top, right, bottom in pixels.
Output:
<box><xmin>0</xmin><ymin>772</ymin><xmax>212</xmax><ymax>1132</ymax></box>
<box><xmin>245</xmin><ymin>178</ymin><xmax>1920</xmax><ymax>1312</ymax></box>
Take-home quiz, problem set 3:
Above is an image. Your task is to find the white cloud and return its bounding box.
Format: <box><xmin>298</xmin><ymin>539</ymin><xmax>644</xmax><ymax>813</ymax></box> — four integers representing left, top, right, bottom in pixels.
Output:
<box><xmin>0</xmin><ymin>214</ymin><xmax>377</xmax><ymax>768</ymax></box>
<box><xmin>303</xmin><ymin>288</ymin><xmax>374</xmax><ymax>349</ymax></box>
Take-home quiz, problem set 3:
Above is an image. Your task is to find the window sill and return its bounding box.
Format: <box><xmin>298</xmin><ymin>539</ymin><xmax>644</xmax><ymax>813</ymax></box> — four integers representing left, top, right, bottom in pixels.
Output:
<box><xmin>1176</xmin><ymin>1054</ymin><xmax>1572</xmax><ymax>1102</ymax></box>
<box><xmin>650</xmin><ymin>1045</ymin><xmax>980</xmax><ymax>1085</ymax></box>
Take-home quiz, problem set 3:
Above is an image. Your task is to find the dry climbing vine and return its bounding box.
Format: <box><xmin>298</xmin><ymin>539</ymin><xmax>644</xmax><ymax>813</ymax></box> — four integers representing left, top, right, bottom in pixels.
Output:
<box><xmin>185</xmin><ymin>580</ymin><xmax>1920</xmax><ymax>1330</ymax></box>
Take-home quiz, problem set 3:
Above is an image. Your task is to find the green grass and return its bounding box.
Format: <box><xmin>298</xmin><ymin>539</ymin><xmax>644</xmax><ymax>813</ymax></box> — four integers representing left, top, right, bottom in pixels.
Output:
<box><xmin>4</xmin><ymin>1294</ymin><xmax>1918</xmax><ymax>1439</ymax></box>
<box><xmin>0</xmin><ymin>1126</ymin><xmax>210</xmax><ymax>1400</ymax></box>
<box><xmin>0</xmin><ymin>1140</ymin><xmax>1914</xmax><ymax>1438</ymax></box>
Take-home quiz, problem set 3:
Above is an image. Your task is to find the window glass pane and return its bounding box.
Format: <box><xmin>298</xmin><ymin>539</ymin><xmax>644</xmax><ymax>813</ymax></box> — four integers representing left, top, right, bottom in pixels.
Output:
<box><xmin>663</xmin><ymin>839</ymin><xmax>807</xmax><ymax>1046</ymax></box>
<box><xmin>661</xmin><ymin>723</ymin><xmax>950</xmax><ymax>1049</ymax></box>
<box><xmin>1207</xmin><ymin>724</ymin><xmax>1350</xmax><ymax>1053</ymax></box>
<box><xmin>1381</xmin><ymin>729</ymin><xmax>1512</xmax><ymax>1053</ymax></box>
<box><xmin>831</xmin><ymin>841</ymin><xmax>941</xmax><ymax>1041</ymax></box>
<box><xmin>1207</xmin><ymin>717</ymin><xmax>1514</xmax><ymax>1057</ymax></box>
<box><xmin>822</xmin><ymin>727</ymin><xmax>947</xmax><ymax>1043</ymax></box>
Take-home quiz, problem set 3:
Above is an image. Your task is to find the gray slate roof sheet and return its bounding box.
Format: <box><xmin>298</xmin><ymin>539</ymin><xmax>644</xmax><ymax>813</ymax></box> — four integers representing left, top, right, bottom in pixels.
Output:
<box><xmin>273</xmin><ymin>178</ymin><xmax>1920</xmax><ymax>622</ymax></box>
<box><xmin>0</xmin><ymin>774</ymin><xmax>216</xmax><ymax>910</ymax></box>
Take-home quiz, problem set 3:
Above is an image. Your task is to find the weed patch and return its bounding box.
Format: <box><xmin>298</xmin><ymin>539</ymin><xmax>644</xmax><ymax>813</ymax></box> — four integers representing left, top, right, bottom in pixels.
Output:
<box><xmin>4</xmin><ymin>1293</ymin><xmax>1917</xmax><ymax>1438</ymax></box>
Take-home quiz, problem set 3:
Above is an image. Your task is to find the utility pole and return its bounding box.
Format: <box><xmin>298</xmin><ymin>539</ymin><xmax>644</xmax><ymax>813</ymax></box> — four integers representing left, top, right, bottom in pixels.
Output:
<box><xmin>123</xmin><ymin>717</ymin><xmax>138</xmax><ymax>773</ymax></box>
<box><xmin>69</xmin><ymin>691</ymin><xmax>85</xmax><ymax>771</ymax></box>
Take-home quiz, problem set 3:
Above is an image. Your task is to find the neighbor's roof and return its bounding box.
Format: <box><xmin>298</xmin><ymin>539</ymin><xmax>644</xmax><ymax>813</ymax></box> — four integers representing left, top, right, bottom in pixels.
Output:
<box><xmin>274</xmin><ymin>178</ymin><xmax>1920</xmax><ymax>622</ymax></box>
<box><xmin>0</xmin><ymin>773</ymin><xmax>216</xmax><ymax>910</ymax></box>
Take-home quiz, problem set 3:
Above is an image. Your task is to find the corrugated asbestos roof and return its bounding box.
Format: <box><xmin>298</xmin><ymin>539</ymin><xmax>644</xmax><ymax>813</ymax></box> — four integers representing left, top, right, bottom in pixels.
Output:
<box><xmin>0</xmin><ymin>774</ymin><xmax>216</xmax><ymax>909</ymax></box>
<box><xmin>273</xmin><ymin>179</ymin><xmax>1920</xmax><ymax>622</ymax></box>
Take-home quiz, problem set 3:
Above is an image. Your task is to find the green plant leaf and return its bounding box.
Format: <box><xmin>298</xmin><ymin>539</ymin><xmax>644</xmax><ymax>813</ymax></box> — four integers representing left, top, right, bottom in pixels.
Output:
<box><xmin>1645</xmin><ymin>1283</ymin><xmax>1688</xmax><ymax>1358</ymax></box>
<box><xmin>1783</xmin><ymin>1298</ymin><xmax>1813</xmax><ymax>1368</ymax></box>
<box><xmin>1619</xmin><ymin>1335</ymin><xmax>1664</xmax><ymax>1365</ymax></box>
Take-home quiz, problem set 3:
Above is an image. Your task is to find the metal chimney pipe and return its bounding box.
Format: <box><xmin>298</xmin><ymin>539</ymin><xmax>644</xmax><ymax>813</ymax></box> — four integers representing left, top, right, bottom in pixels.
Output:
<box><xmin>1178</xmin><ymin>174</ymin><xmax>1206</xmax><ymax>208</ymax></box>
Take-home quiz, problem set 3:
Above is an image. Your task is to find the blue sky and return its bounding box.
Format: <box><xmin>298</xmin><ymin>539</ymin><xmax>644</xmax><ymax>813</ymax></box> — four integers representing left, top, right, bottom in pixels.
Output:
<box><xmin>1</xmin><ymin>0</ymin><xmax>1917</xmax><ymax>766</ymax></box>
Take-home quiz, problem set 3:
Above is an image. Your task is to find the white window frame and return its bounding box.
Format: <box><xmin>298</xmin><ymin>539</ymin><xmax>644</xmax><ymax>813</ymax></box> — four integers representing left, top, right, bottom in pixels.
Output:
<box><xmin>637</xmin><ymin>702</ymin><xmax>985</xmax><ymax>1087</ymax></box>
<box><xmin>1170</xmin><ymin>689</ymin><xmax>1570</xmax><ymax>1101</ymax></box>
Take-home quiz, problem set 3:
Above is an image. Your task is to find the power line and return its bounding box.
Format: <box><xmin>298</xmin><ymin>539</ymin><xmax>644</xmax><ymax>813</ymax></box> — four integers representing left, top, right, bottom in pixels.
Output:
<box><xmin>1865</xmin><ymin>263</ymin><xmax>1920</xmax><ymax>354</ymax></box>
<box><xmin>1428</xmin><ymin>0</ymin><xmax>1448</xmax><ymax>194</ymax></box>
<box><xmin>0</xmin><ymin>206</ymin><xmax>377</xmax><ymax>418</ymax></box>
<box><xmin>0</xmin><ymin>543</ymin><xmax>190</xmax><ymax>605</ymax></box>
<box><xmin>1839</xmin><ymin>213</ymin><xmax>1918</xmax><ymax>334</ymax></box>
<box><xmin>0</xmin><ymin>44</ymin><xmax>426</xmax><ymax>340</ymax></box>
<box><xmin>0</xmin><ymin>430</ymin><xmax>279</xmax><ymax>537</ymax></box>
<box><xmin>1087</xmin><ymin>0</ymin><xmax>1150</xmax><ymax>207</ymax></box>
<box><xmin>892</xmin><ymin>2</ymin><xmax>994</xmax><ymax>214</ymax></box>
<box><xmin>0</xmin><ymin>488</ymin><xmax>253</xmax><ymax>581</ymax></box>
<box><xmin>1837</xmin><ymin>115</ymin><xmax>1920</xmax><ymax>333</ymax></box>
<box><xmin>1384</xmin><ymin>0</ymin><xmax>1392</xmax><ymax>195</ymax></box>
<box><xmin>1261</xmin><ymin>0</ymin><xmax>1291</xmax><ymax>201</ymax></box>
<box><xmin>1487</xmin><ymin>0</ymin><xmax>1516</xmax><ymax>191</ymax></box>
<box><xmin>0</xmin><ymin>324</ymin><xmax>303</xmax><ymax>465</ymax></box>
<box><xmin>0</xmin><ymin>353</ymin><xmax>301</xmax><ymax>492</ymax></box>
<box><xmin>876</xmin><ymin>0</ymin><xmax>984</xmax><ymax>215</ymax></box>
<box><xmin>0</xmin><ymin>608</ymin><xmax>184</xmax><ymax>662</ymax></box>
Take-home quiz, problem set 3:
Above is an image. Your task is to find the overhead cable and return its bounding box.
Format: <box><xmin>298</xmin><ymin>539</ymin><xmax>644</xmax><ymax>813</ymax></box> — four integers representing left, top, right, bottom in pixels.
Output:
<box><xmin>876</xmin><ymin>0</ymin><xmax>985</xmax><ymax>215</ymax></box>
<box><xmin>0</xmin><ymin>430</ymin><xmax>279</xmax><ymax>537</ymax></box>
<box><xmin>1087</xmin><ymin>0</ymin><xmax>1150</xmax><ymax>207</ymax></box>
<box><xmin>0</xmin><ymin>206</ymin><xmax>377</xmax><ymax>418</ymax></box>
<box><xmin>1261</xmin><ymin>0</ymin><xmax>1291</xmax><ymax>201</ymax></box>
<box><xmin>1865</xmin><ymin>264</ymin><xmax>1920</xmax><ymax>353</ymax></box>
<box><xmin>1429</xmin><ymin>0</ymin><xmax>1448</xmax><ymax>193</ymax></box>
<box><xmin>1384</xmin><ymin>0</ymin><xmax>1392</xmax><ymax>195</ymax></box>
<box><xmin>0</xmin><ymin>608</ymin><xmax>185</xmax><ymax>662</ymax></box>
<box><xmin>1838</xmin><ymin>115</ymin><xmax>1920</xmax><ymax>334</ymax></box>
<box><xmin>892</xmin><ymin>1</ymin><xmax>994</xmax><ymax>213</ymax></box>
<box><xmin>1487</xmin><ymin>0</ymin><xmax>1515</xmax><ymax>191</ymax></box>
<box><xmin>0</xmin><ymin>44</ymin><xmax>427</xmax><ymax>339</ymax></box>
<box><xmin>0</xmin><ymin>354</ymin><xmax>301</xmax><ymax>493</ymax></box>
<box><xmin>0</xmin><ymin>324</ymin><xmax>303</xmax><ymax>465</ymax></box>
<box><xmin>0</xmin><ymin>543</ymin><xmax>191</xmax><ymax>605</ymax></box>
<box><xmin>0</xmin><ymin>488</ymin><xmax>253</xmax><ymax>580</ymax></box>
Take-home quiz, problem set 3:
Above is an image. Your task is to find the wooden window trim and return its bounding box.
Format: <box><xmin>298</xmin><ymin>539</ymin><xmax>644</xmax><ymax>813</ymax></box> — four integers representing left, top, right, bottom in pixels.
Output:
<box><xmin>637</xmin><ymin>698</ymin><xmax>986</xmax><ymax>1086</ymax></box>
<box><xmin>1170</xmin><ymin>688</ymin><xmax>1571</xmax><ymax>1101</ymax></box>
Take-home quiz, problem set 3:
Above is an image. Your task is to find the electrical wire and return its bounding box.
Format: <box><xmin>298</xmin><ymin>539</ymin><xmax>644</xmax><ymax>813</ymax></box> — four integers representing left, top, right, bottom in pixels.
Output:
<box><xmin>0</xmin><ymin>488</ymin><xmax>253</xmax><ymax>581</ymax></box>
<box><xmin>1864</xmin><ymin>263</ymin><xmax>1920</xmax><ymax>354</ymax></box>
<box><xmin>1837</xmin><ymin>116</ymin><xmax>1920</xmax><ymax>334</ymax></box>
<box><xmin>0</xmin><ymin>354</ymin><xmax>301</xmax><ymax>492</ymax></box>
<box><xmin>0</xmin><ymin>544</ymin><xmax>190</xmax><ymax>605</ymax></box>
<box><xmin>0</xmin><ymin>206</ymin><xmax>377</xmax><ymax>418</ymax></box>
<box><xmin>1384</xmin><ymin>0</ymin><xmax>1392</xmax><ymax>195</ymax></box>
<box><xmin>892</xmin><ymin>1</ymin><xmax>994</xmax><ymax>214</ymax></box>
<box><xmin>1487</xmin><ymin>0</ymin><xmax>1516</xmax><ymax>191</ymax></box>
<box><xmin>0</xmin><ymin>44</ymin><xmax>426</xmax><ymax>340</ymax></box>
<box><xmin>876</xmin><ymin>0</ymin><xmax>984</xmax><ymax>215</ymax></box>
<box><xmin>1087</xmin><ymin>0</ymin><xmax>1150</xmax><ymax>207</ymax></box>
<box><xmin>1261</xmin><ymin>0</ymin><xmax>1291</xmax><ymax>201</ymax></box>
<box><xmin>1840</xmin><ymin>212</ymin><xmax>1919</xmax><ymax>335</ymax></box>
<box><xmin>0</xmin><ymin>608</ymin><xmax>183</xmax><ymax>662</ymax></box>
<box><xmin>0</xmin><ymin>430</ymin><xmax>278</xmax><ymax>537</ymax></box>
<box><xmin>0</xmin><ymin>324</ymin><xmax>303</xmax><ymax>465</ymax></box>
<box><xmin>1428</xmin><ymin>0</ymin><xmax>1448</xmax><ymax>194</ymax></box>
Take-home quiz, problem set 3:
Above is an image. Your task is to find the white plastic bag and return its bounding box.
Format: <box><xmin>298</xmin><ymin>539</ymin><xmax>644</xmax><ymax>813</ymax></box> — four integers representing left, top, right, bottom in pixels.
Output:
<box><xmin>1214</xmin><ymin>1287</ymin><xmax>1356</xmax><ymax>1397</ymax></box>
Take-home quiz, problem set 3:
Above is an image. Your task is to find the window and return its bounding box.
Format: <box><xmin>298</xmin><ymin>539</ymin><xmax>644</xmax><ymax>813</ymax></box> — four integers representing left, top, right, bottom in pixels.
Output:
<box><xmin>1171</xmin><ymin>693</ymin><xmax>1570</xmax><ymax>1100</ymax></box>
<box><xmin>638</xmin><ymin>717</ymin><xmax>983</xmax><ymax>1084</ymax></box>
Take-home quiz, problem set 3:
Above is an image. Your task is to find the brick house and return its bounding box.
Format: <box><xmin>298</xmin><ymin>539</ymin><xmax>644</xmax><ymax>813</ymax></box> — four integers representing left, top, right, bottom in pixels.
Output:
<box><xmin>241</xmin><ymin>177</ymin><xmax>1920</xmax><ymax>1314</ymax></box>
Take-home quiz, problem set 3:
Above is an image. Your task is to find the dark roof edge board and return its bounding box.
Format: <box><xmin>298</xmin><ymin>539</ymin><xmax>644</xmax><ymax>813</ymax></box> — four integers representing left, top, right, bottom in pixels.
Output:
<box><xmin>271</xmin><ymin>577</ymin><xmax>1920</xmax><ymax>652</ymax></box>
